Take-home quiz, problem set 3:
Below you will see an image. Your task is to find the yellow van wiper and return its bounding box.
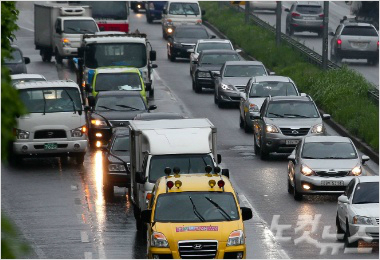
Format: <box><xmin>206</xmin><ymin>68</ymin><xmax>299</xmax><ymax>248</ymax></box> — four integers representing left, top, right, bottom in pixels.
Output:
<box><xmin>204</xmin><ymin>197</ymin><xmax>232</xmax><ymax>221</ymax></box>
<box><xmin>189</xmin><ymin>196</ymin><xmax>205</xmax><ymax>222</ymax></box>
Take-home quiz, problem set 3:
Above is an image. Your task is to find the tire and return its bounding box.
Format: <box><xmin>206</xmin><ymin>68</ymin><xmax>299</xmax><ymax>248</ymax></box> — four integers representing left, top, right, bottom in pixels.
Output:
<box><xmin>149</xmin><ymin>88</ymin><xmax>154</xmax><ymax>98</ymax></box>
<box><xmin>287</xmin><ymin>178</ymin><xmax>292</xmax><ymax>194</ymax></box>
<box><xmin>214</xmin><ymin>92</ymin><xmax>219</xmax><ymax>104</ymax></box>
<box><xmin>162</xmin><ymin>30</ymin><xmax>167</xmax><ymax>40</ymax></box>
<box><xmin>253</xmin><ymin>136</ymin><xmax>260</xmax><ymax>155</ymax></box>
<box><xmin>194</xmin><ymin>80</ymin><xmax>202</xmax><ymax>93</ymax></box>
<box><xmin>293</xmin><ymin>181</ymin><xmax>303</xmax><ymax>201</ymax></box>
<box><xmin>170</xmin><ymin>52</ymin><xmax>176</xmax><ymax>62</ymax></box>
<box><xmin>75</xmin><ymin>153</ymin><xmax>85</xmax><ymax>165</ymax></box>
<box><xmin>217</xmin><ymin>101</ymin><xmax>224</xmax><ymax>108</ymax></box>
<box><xmin>133</xmin><ymin>205</ymin><xmax>144</xmax><ymax>231</ymax></box>
<box><xmin>259</xmin><ymin>138</ymin><xmax>269</xmax><ymax>160</ymax></box>
<box><xmin>103</xmin><ymin>183</ymin><xmax>114</xmax><ymax>201</ymax></box>
<box><xmin>41</xmin><ymin>50</ymin><xmax>52</xmax><ymax>62</ymax></box>
<box><xmin>55</xmin><ymin>49</ymin><xmax>63</xmax><ymax>64</ymax></box>
<box><xmin>336</xmin><ymin>215</ymin><xmax>345</xmax><ymax>241</ymax></box>
<box><xmin>243</xmin><ymin>116</ymin><xmax>251</xmax><ymax>133</ymax></box>
<box><xmin>147</xmin><ymin>16</ymin><xmax>153</xmax><ymax>24</ymax></box>
<box><xmin>345</xmin><ymin>223</ymin><xmax>359</xmax><ymax>247</ymax></box>
<box><xmin>239</xmin><ymin>115</ymin><xmax>244</xmax><ymax>129</ymax></box>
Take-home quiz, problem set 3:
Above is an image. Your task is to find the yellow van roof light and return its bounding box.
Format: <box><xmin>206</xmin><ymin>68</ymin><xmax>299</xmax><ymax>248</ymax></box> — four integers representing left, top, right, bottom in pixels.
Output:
<box><xmin>209</xmin><ymin>180</ymin><xmax>216</xmax><ymax>188</ymax></box>
<box><xmin>175</xmin><ymin>180</ymin><xmax>182</xmax><ymax>188</ymax></box>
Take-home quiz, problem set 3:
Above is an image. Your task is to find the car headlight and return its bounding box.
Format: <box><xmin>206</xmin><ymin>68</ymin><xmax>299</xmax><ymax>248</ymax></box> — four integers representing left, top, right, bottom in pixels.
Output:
<box><xmin>91</xmin><ymin>119</ymin><xmax>107</xmax><ymax>127</ymax></box>
<box><xmin>151</xmin><ymin>232</ymin><xmax>169</xmax><ymax>248</ymax></box>
<box><xmin>108</xmin><ymin>164</ymin><xmax>126</xmax><ymax>172</ymax></box>
<box><xmin>349</xmin><ymin>166</ymin><xmax>362</xmax><ymax>176</ymax></box>
<box><xmin>249</xmin><ymin>103</ymin><xmax>259</xmax><ymax>112</ymax></box>
<box><xmin>227</xmin><ymin>230</ymin><xmax>245</xmax><ymax>246</ymax></box>
<box><xmin>311</xmin><ymin>124</ymin><xmax>324</xmax><ymax>133</ymax></box>
<box><xmin>265</xmin><ymin>124</ymin><xmax>279</xmax><ymax>133</ymax></box>
<box><xmin>353</xmin><ymin>215</ymin><xmax>373</xmax><ymax>225</ymax></box>
<box><xmin>301</xmin><ymin>165</ymin><xmax>315</xmax><ymax>176</ymax></box>
<box><xmin>62</xmin><ymin>38</ymin><xmax>71</xmax><ymax>47</ymax></box>
<box><xmin>71</xmin><ymin>125</ymin><xmax>87</xmax><ymax>137</ymax></box>
<box><xmin>14</xmin><ymin>129</ymin><xmax>30</xmax><ymax>140</ymax></box>
<box><xmin>221</xmin><ymin>83</ymin><xmax>234</xmax><ymax>91</ymax></box>
<box><xmin>197</xmin><ymin>71</ymin><xmax>210</xmax><ymax>78</ymax></box>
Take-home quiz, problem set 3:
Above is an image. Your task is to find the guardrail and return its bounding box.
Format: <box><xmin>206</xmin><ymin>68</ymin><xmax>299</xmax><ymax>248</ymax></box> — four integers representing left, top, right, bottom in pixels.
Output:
<box><xmin>223</xmin><ymin>2</ymin><xmax>379</xmax><ymax>104</ymax></box>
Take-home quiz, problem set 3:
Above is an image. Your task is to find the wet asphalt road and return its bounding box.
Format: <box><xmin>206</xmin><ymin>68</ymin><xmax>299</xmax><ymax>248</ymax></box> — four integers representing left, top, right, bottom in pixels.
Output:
<box><xmin>2</xmin><ymin>2</ymin><xmax>379</xmax><ymax>259</ymax></box>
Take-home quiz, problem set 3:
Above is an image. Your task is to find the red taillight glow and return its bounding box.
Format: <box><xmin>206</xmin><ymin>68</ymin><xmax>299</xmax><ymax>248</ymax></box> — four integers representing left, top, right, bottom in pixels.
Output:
<box><xmin>319</xmin><ymin>14</ymin><xmax>324</xmax><ymax>18</ymax></box>
<box><xmin>337</xmin><ymin>39</ymin><xmax>342</xmax><ymax>45</ymax></box>
<box><xmin>291</xmin><ymin>12</ymin><xmax>300</xmax><ymax>17</ymax></box>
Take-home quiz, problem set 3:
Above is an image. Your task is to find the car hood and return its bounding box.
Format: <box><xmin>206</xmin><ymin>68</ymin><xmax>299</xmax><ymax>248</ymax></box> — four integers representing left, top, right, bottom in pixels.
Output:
<box><xmin>301</xmin><ymin>159</ymin><xmax>359</xmax><ymax>171</ymax></box>
<box><xmin>222</xmin><ymin>77</ymin><xmax>251</xmax><ymax>86</ymax></box>
<box><xmin>350</xmin><ymin>203</ymin><xmax>379</xmax><ymax>218</ymax></box>
<box><xmin>264</xmin><ymin>118</ymin><xmax>321</xmax><ymax>128</ymax></box>
<box><xmin>174</xmin><ymin>37</ymin><xmax>199</xmax><ymax>44</ymax></box>
<box><xmin>107</xmin><ymin>153</ymin><xmax>130</xmax><ymax>164</ymax></box>
<box><xmin>248</xmin><ymin>97</ymin><xmax>266</xmax><ymax>108</ymax></box>
<box><xmin>92</xmin><ymin>110</ymin><xmax>146</xmax><ymax>121</ymax></box>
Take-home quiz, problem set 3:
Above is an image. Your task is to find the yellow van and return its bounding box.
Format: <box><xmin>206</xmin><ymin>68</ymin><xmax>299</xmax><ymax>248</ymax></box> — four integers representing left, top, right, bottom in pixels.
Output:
<box><xmin>141</xmin><ymin>170</ymin><xmax>253</xmax><ymax>259</ymax></box>
<box><xmin>89</xmin><ymin>67</ymin><xmax>147</xmax><ymax>102</ymax></box>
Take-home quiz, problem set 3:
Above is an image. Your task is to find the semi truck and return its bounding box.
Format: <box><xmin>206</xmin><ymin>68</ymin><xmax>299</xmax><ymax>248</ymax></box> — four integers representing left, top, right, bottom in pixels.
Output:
<box><xmin>128</xmin><ymin>118</ymin><xmax>229</xmax><ymax>229</ymax></box>
<box><xmin>34</xmin><ymin>2</ymin><xmax>99</xmax><ymax>63</ymax></box>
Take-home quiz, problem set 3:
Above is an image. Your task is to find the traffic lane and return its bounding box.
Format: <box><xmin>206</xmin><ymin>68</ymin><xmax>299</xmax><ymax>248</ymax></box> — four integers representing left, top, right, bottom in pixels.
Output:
<box><xmin>130</xmin><ymin>11</ymin><xmax>379</xmax><ymax>258</ymax></box>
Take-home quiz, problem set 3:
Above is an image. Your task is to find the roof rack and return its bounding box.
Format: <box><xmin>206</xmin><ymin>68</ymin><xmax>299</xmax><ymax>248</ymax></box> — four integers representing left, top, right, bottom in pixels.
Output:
<box><xmin>83</xmin><ymin>32</ymin><xmax>147</xmax><ymax>40</ymax></box>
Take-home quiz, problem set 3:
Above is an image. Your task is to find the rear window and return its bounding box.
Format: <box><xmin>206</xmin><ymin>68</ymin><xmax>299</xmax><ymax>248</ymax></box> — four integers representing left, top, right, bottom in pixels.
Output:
<box><xmin>341</xmin><ymin>26</ymin><xmax>378</xmax><ymax>36</ymax></box>
<box><xmin>296</xmin><ymin>5</ymin><xmax>322</xmax><ymax>14</ymax></box>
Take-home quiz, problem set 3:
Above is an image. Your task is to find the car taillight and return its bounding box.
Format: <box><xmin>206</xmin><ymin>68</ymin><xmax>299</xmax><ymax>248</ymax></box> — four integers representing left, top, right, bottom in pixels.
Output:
<box><xmin>319</xmin><ymin>14</ymin><xmax>324</xmax><ymax>18</ymax></box>
<box><xmin>377</xmin><ymin>41</ymin><xmax>379</xmax><ymax>49</ymax></box>
<box><xmin>291</xmin><ymin>12</ymin><xmax>300</xmax><ymax>17</ymax></box>
<box><xmin>337</xmin><ymin>39</ymin><xmax>342</xmax><ymax>48</ymax></box>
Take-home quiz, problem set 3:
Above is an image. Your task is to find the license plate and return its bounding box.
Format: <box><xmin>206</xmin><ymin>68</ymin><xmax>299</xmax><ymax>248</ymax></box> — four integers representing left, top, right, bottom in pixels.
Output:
<box><xmin>286</xmin><ymin>140</ymin><xmax>299</xmax><ymax>145</ymax></box>
<box><xmin>44</xmin><ymin>143</ymin><xmax>58</xmax><ymax>150</ymax></box>
<box><xmin>352</xmin><ymin>42</ymin><xmax>367</xmax><ymax>48</ymax></box>
<box><xmin>304</xmin><ymin>16</ymin><xmax>316</xmax><ymax>20</ymax></box>
<box><xmin>321</xmin><ymin>180</ymin><xmax>344</xmax><ymax>186</ymax></box>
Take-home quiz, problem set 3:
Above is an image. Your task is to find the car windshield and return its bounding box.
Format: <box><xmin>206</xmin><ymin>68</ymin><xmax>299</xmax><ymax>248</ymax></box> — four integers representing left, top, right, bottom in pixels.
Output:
<box><xmin>85</xmin><ymin>43</ymin><xmax>147</xmax><ymax>68</ymax></box>
<box><xmin>224</xmin><ymin>65</ymin><xmax>267</xmax><ymax>77</ymax></box>
<box><xmin>77</xmin><ymin>1</ymin><xmax>128</xmax><ymax>20</ymax></box>
<box><xmin>149</xmin><ymin>154</ymin><xmax>214</xmax><ymax>183</ymax></box>
<box><xmin>266</xmin><ymin>101</ymin><xmax>319</xmax><ymax>118</ymax></box>
<box><xmin>4</xmin><ymin>49</ymin><xmax>23</xmax><ymax>64</ymax></box>
<box><xmin>197</xmin><ymin>42</ymin><xmax>232</xmax><ymax>53</ymax></box>
<box><xmin>95</xmin><ymin>73</ymin><xmax>142</xmax><ymax>91</ymax></box>
<box><xmin>111</xmin><ymin>135</ymin><xmax>130</xmax><ymax>155</ymax></box>
<box><xmin>175</xmin><ymin>28</ymin><xmax>208</xmax><ymax>38</ymax></box>
<box><xmin>341</xmin><ymin>26</ymin><xmax>378</xmax><ymax>36</ymax></box>
<box><xmin>200</xmin><ymin>54</ymin><xmax>240</xmax><ymax>65</ymax></box>
<box><xmin>95</xmin><ymin>95</ymin><xmax>146</xmax><ymax>111</ymax></box>
<box><xmin>352</xmin><ymin>182</ymin><xmax>379</xmax><ymax>204</ymax></box>
<box><xmin>249</xmin><ymin>82</ymin><xmax>298</xmax><ymax>97</ymax></box>
<box><xmin>19</xmin><ymin>88</ymin><xmax>82</xmax><ymax>113</ymax></box>
<box><xmin>168</xmin><ymin>3</ymin><xmax>200</xmax><ymax>15</ymax></box>
<box><xmin>64</xmin><ymin>20</ymin><xmax>98</xmax><ymax>34</ymax></box>
<box><xmin>302</xmin><ymin>142</ymin><xmax>358</xmax><ymax>159</ymax></box>
<box><xmin>154</xmin><ymin>192</ymin><xmax>239</xmax><ymax>222</ymax></box>
<box><xmin>12</xmin><ymin>78</ymin><xmax>45</xmax><ymax>85</ymax></box>
<box><xmin>296</xmin><ymin>5</ymin><xmax>322</xmax><ymax>14</ymax></box>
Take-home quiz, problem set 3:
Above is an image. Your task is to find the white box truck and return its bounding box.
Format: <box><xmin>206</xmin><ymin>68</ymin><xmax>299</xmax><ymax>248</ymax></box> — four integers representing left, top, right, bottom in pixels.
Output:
<box><xmin>34</xmin><ymin>3</ymin><xmax>98</xmax><ymax>63</ymax></box>
<box><xmin>128</xmin><ymin>118</ymin><xmax>229</xmax><ymax>229</ymax></box>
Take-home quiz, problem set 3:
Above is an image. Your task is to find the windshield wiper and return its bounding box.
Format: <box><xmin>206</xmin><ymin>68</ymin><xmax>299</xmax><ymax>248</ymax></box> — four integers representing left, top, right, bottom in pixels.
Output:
<box><xmin>189</xmin><ymin>196</ymin><xmax>205</xmax><ymax>222</ymax></box>
<box><xmin>67</xmin><ymin>27</ymin><xmax>92</xmax><ymax>34</ymax></box>
<box><xmin>204</xmin><ymin>197</ymin><xmax>232</xmax><ymax>221</ymax></box>
<box><xmin>268</xmin><ymin>112</ymin><xmax>284</xmax><ymax>118</ymax></box>
<box><xmin>63</xmin><ymin>89</ymin><xmax>76</xmax><ymax>114</ymax></box>
<box><xmin>116</xmin><ymin>104</ymin><xmax>141</xmax><ymax>111</ymax></box>
<box><xmin>354</xmin><ymin>201</ymin><xmax>378</xmax><ymax>204</ymax></box>
<box><xmin>302</xmin><ymin>156</ymin><xmax>318</xmax><ymax>159</ymax></box>
<box><xmin>98</xmin><ymin>105</ymin><xmax>115</xmax><ymax>111</ymax></box>
<box><xmin>283</xmin><ymin>113</ymin><xmax>309</xmax><ymax>118</ymax></box>
<box><xmin>319</xmin><ymin>156</ymin><xmax>345</xmax><ymax>159</ymax></box>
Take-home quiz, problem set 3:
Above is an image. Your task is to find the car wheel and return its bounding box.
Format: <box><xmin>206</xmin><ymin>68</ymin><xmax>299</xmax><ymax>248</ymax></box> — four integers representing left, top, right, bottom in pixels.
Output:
<box><xmin>217</xmin><ymin>100</ymin><xmax>224</xmax><ymax>108</ymax></box>
<box><xmin>336</xmin><ymin>215</ymin><xmax>345</xmax><ymax>241</ymax></box>
<box><xmin>253</xmin><ymin>135</ymin><xmax>260</xmax><ymax>155</ymax></box>
<box><xmin>42</xmin><ymin>50</ymin><xmax>52</xmax><ymax>62</ymax></box>
<box><xmin>345</xmin><ymin>222</ymin><xmax>359</xmax><ymax>247</ymax></box>
<box><xmin>214</xmin><ymin>92</ymin><xmax>219</xmax><ymax>104</ymax></box>
<box><xmin>243</xmin><ymin>117</ymin><xmax>251</xmax><ymax>133</ymax></box>
<box><xmin>194</xmin><ymin>80</ymin><xmax>202</xmax><ymax>93</ymax></box>
<box><xmin>287</xmin><ymin>178</ymin><xmax>292</xmax><ymax>194</ymax></box>
<box><xmin>239</xmin><ymin>115</ymin><xmax>244</xmax><ymax>129</ymax></box>
<box><xmin>103</xmin><ymin>183</ymin><xmax>114</xmax><ymax>201</ymax></box>
<box><xmin>149</xmin><ymin>88</ymin><xmax>154</xmax><ymax>98</ymax></box>
<box><xmin>75</xmin><ymin>153</ymin><xmax>85</xmax><ymax>165</ymax></box>
<box><xmin>317</xmin><ymin>30</ymin><xmax>323</xmax><ymax>37</ymax></box>
<box><xmin>289</xmin><ymin>27</ymin><xmax>294</xmax><ymax>36</ymax></box>
<box><xmin>293</xmin><ymin>181</ymin><xmax>303</xmax><ymax>201</ymax></box>
<box><xmin>170</xmin><ymin>52</ymin><xmax>176</xmax><ymax>62</ymax></box>
<box><xmin>147</xmin><ymin>16</ymin><xmax>153</xmax><ymax>24</ymax></box>
<box><xmin>55</xmin><ymin>49</ymin><xmax>63</xmax><ymax>64</ymax></box>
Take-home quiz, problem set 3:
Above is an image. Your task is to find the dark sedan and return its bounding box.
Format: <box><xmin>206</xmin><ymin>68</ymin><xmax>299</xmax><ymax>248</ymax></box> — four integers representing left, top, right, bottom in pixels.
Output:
<box><xmin>87</xmin><ymin>91</ymin><xmax>156</xmax><ymax>148</ymax></box>
<box><xmin>167</xmin><ymin>25</ymin><xmax>215</xmax><ymax>61</ymax></box>
<box><xmin>192</xmin><ymin>49</ymin><xmax>242</xmax><ymax>93</ymax></box>
<box><xmin>4</xmin><ymin>45</ymin><xmax>30</xmax><ymax>75</ymax></box>
<box><xmin>102</xmin><ymin>128</ymin><xmax>130</xmax><ymax>199</ymax></box>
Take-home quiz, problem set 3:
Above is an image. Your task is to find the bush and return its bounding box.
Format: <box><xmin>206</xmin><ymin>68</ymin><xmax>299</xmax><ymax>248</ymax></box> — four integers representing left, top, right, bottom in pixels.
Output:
<box><xmin>201</xmin><ymin>2</ymin><xmax>379</xmax><ymax>151</ymax></box>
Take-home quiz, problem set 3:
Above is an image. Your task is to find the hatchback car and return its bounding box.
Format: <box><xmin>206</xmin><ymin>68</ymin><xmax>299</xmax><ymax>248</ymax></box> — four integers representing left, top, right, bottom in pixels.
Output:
<box><xmin>11</xmin><ymin>74</ymin><xmax>46</xmax><ymax>85</ymax></box>
<box><xmin>285</xmin><ymin>2</ymin><xmax>324</xmax><ymax>37</ymax></box>
<box><xmin>253</xmin><ymin>95</ymin><xmax>330</xmax><ymax>159</ymax></box>
<box><xmin>330</xmin><ymin>18</ymin><xmax>379</xmax><ymax>65</ymax></box>
<box><xmin>87</xmin><ymin>91</ymin><xmax>157</xmax><ymax>148</ymax></box>
<box><xmin>102</xmin><ymin>128</ymin><xmax>131</xmax><ymax>199</ymax></box>
<box><xmin>239</xmin><ymin>76</ymin><xmax>300</xmax><ymax>133</ymax></box>
<box><xmin>4</xmin><ymin>45</ymin><xmax>30</xmax><ymax>74</ymax></box>
<box><xmin>336</xmin><ymin>176</ymin><xmax>379</xmax><ymax>247</ymax></box>
<box><xmin>287</xmin><ymin>136</ymin><xmax>370</xmax><ymax>200</ymax></box>
<box><xmin>192</xmin><ymin>49</ymin><xmax>242</xmax><ymax>93</ymax></box>
<box><xmin>214</xmin><ymin>61</ymin><xmax>269</xmax><ymax>108</ymax></box>
<box><xmin>167</xmin><ymin>25</ymin><xmax>215</xmax><ymax>61</ymax></box>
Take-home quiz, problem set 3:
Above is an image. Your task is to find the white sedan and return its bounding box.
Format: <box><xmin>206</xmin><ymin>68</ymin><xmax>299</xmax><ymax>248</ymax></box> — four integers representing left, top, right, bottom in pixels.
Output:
<box><xmin>336</xmin><ymin>176</ymin><xmax>379</xmax><ymax>247</ymax></box>
<box><xmin>11</xmin><ymin>74</ymin><xmax>46</xmax><ymax>85</ymax></box>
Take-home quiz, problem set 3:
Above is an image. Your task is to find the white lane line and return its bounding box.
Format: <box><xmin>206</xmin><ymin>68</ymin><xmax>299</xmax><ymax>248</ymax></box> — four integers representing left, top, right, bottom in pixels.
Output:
<box><xmin>18</xmin><ymin>25</ymin><xmax>34</xmax><ymax>32</ymax></box>
<box><xmin>81</xmin><ymin>231</ymin><xmax>90</xmax><ymax>243</ymax></box>
<box><xmin>239</xmin><ymin>194</ymin><xmax>290</xmax><ymax>259</ymax></box>
<box><xmin>84</xmin><ymin>252</ymin><xmax>93</xmax><ymax>259</ymax></box>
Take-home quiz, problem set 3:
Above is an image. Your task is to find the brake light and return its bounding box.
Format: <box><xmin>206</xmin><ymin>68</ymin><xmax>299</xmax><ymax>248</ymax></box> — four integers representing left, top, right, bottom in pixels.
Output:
<box><xmin>291</xmin><ymin>12</ymin><xmax>300</xmax><ymax>17</ymax></box>
<box><xmin>319</xmin><ymin>14</ymin><xmax>324</xmax><ymax>18</ymax></box>
<box><xmin>337</xmin><ymin>39</ymin><xmax>342</xmax><ymax>48</ymax></box>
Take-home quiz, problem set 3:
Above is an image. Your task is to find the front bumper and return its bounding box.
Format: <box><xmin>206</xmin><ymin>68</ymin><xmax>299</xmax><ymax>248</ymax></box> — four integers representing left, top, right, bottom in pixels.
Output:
<box><xmin>337</xmin><ymin>49</ymin><xmax>379</xmax><ymax>59</ymax></box>
<box><xmin>171</xmin><ymin>45</ymin><xmax>194</xmax><ymax>58</ymax></box>
<box><xmin>218</xmin><ymin>90</ymin><xmax>241</xmax><ymax>103</ymax></box>
<box><xmin>263</xmin><ymin>132</ymin><xmax>323</xmax><ymax>153</ymax></box>
<box><xmin>295</xmin><ymin>175</ymin><xmax>353</xmax><ymax>194</ymax></box>
<box><xmin>13</xmin><ymin>139</ymin><xmax>87</xmax><ymax>155</ymax></box>
<box><xmin>89</xmin><ymin>127</ymin><xmax>112</xmax><ymax>145</ymax></box>
<box><xmin>348</xmin><ymin>224</ymin><xmax>379</xmax><ymax>242</ymax></box>
<box><xmin>104</xmin><ymin>171</ymin><xmax>130</xmax><ymax>187</ymax></box>
<box><xmin>196</xmin><ymin>77</ymin><xmax>214</xmax><ymax>88</ymax></box>
<box><xmin>61</xmin><ymin>47</ymin><xmax>79</xmax><ymax>57</ymax></box>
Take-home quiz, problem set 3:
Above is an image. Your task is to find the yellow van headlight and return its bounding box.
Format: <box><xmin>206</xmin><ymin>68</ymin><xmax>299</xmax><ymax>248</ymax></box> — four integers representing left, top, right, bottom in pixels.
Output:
<box><xmin>151</xmin><ymin>232</ymin><xmax>169</xmax><ymax>248</ymax></box>
<box><xmin>227</xmin><ymin>230</ymin><xmax>245</xmax><ymax>246</ymax></box>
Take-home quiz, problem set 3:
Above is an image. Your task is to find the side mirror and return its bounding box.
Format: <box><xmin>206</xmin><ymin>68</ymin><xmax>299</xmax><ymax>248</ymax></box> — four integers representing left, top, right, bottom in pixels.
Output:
<box><xmin>162</xmin><ymin>9</ymin><xmax>167</xmax><ymax>15</ymax></box>
<box><xmin>189</xmin><ymin>49</ymin><xmax>194</xmax><ymax>53</ymax></box>
<box><xmin>284</xmin><ymin>8</ymin><xmax>290</xmax><ymax>12</ymax></box>
<box><xmin>241</xmin><ymin>207</ymin><xmax>253</xmax><ymax>221</ymax></box>
<box><xmin>329</xmin><ymin>32</ymin><xmax>335</xmax><ymax>36</ymax></box>
<box><xmin>252</xmin><ymin>114</ymin><xmax>260</xmax><ymax>120</ymax></box>
<box><xmin>288</xmin><ymin>154</ymin><xmax>296</xmax><ymax>163</ymax></box>
<box><xmin>269</xmin><ymin>71</ymin><xmax>276</xmax><ymax>75</ymax></box>
<box><xmin>217</xmin><ymin>154</ymin><xmax>222</xmax><ymax>164</ymax></box>
<box><xmin>211</xmin><ymin>71</ymin><xmax>220</xmax><ymax>78</ymax></box>
<box><xmin>322</xmin><ymin>114</ymin><xmax>331</xmax><ymax>120</ymax></box>
<box><xmin>85</xmin><ymin>84</ymin><xmax>92</xmax><ymax>93</ymax></box>
<box><xmin>88</xmin><ymin>96</ymin><xmax>95</xmax><ymax>107</ymax></box>
<box><xmin>148</xmin><ymin>105</ymin><xmax>157</xmax><ymax>111</ymax></box>
<box><xmin>236</xmin><ymin>49</ymin><xmax>242</xmax><ymax>53</ymax></box>
<box><xmin>338</xmin><ymin>195</ymin><xmax>349</xmax><ymax>204</ymax></box>
<box><xmin>300</xmin><ymin>93</ymin><xmax>307</xmax><ymax>96</ymax></box>
<box><xmin>136</xmin><ymin>171</ymin><xmax>146</xmax><ymax>184</ymax></box>
<box><xmin>201</xmin><ymin>10</ymin><xmax>206</xmax><ymax>15</ymax></box>
<box><xmin>151</xmin><ymin>64</ymin><xmax>158</xmax><ymax>69</ymax></box>
<box><xmin>145</xmin><ymin>82</ymin><xmax>152</xmax><ymax>91</ymax></box>
<box><xmin>361</xmin><ymin>155</ymin><xmax>370</xmax><ymax>164</ymax></box>
<box><xmin>24</xmin><ymin>57</ymin><xmax>31</xmax><ymax>64</ymax></box>
<box><xmin>141</xmin><ymin>210</ymin><xmax>152</xmax><ymax>223</ymax></box>
<box><xmin>221</xmin><ymin>168</ymin><xmax>229</xmax><ymax>178</ymax></box>
<box><xmin>150</xmin><ymin>50</ymin><xmax>156</xmax><ymax>61</ymax></box>
<box><xmin>210</xmin><ymin>35</ymin><xmax>216</xmax><ymax>39</ymax></box>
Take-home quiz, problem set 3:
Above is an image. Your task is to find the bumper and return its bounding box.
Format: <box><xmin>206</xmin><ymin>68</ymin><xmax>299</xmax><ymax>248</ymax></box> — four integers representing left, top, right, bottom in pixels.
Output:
<box><xmin>263</xmin><ymin>132</ymin><xmax>323</xmax><ymax>153</ymax></box>
<box><xmin>171</xmin><ymin>46</ymin><xmax>194</xmax><ymax>58</ymax></box>
<box><xmin>147</xmin><ymin>10</ymin><xmax>162</xmax><ymax>20</ymax></box>
<box><xmin>348</xmin><ymin>224</ymin><xmax>379</xmax><ymax>242</ymax></box>
<box><xmin>61</xmin><ymin>47</ymin><xmax>79</xmax><ymax>57</ymax></box>
<box><xmin>196</xmin><ymin>77</ymin><xmax>214</xmax><ymax>88</ymax></box>
<box><xmin>337</xmin><ymin>49</ymin><xmax>379</xmax><ymax>59</ymax></box>
<box><xmin>104</xmin><ymin>171</ymin><xmax>130</xmax><ymax>187</ymax></box>
<box><xmin>219</xmin><ymin>90</ymin><xmax>241</xmax><ymax>103</ymax></box>
<box><xmin>89</xmin><ymin>128</ymin><xmax>112</xmax><ymax>145</ymax></box>
<box><xmin>13</xmin><ymin>139</ymin><xmax>87</xmax><ymax>155</ymax></box>
<box><xmin>291</xmin><ymin>21</ymin><xmax>323</xmax><ymax>31</ymax></box>
<box><xmin>295</xmin><ymin>176</ymin><xmax>353</xmax><ymax>194</ymax></box>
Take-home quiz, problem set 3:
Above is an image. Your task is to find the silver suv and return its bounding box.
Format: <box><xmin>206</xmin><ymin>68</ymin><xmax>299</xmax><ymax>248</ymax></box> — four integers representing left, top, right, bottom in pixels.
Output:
<box><xmin>330</xmin><ymin>17</ymin><xmax>379</xmax><ymax>65</ymax></box>
<box><xmin>252</xmin><ymin>96</ymin><xmax>330</xmax><ymax>160</ymax></box>
<box><xmin>285</xmin><ymin>1</ymin><xmax>324</xmax><ymax>37</ymax></box>
<box><xmin>287</xmin><ymin>136</ymin><xmax>370</xmax><ymax>201</ymax></box>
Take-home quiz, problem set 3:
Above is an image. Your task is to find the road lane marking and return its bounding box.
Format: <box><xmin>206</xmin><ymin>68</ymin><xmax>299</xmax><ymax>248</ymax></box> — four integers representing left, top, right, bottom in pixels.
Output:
<box><xmin>81</xmin><ymin>231</ymin><xmax>89</xmax><ymax>243</ymax></box>
<box><xmin>84</xmin><ymin>252</ymin><xmax>93</xmax><ymax>259</ymax></box>
<box><xmin>71</xmin><ymin>185</ymin><xmax>78</xmax><ymax>191</ymax></box>
<box><xmin>239</xmin><ymin>194</ymin><xmax>290</xmax><ymax>259</ymax></box>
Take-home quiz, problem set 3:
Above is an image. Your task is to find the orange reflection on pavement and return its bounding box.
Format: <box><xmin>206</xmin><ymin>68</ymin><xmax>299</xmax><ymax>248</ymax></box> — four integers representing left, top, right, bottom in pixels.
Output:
<box><xmin>94</xmin><ymin>151</ymin><xmax>104</xmax><ymax>206</ymax></box>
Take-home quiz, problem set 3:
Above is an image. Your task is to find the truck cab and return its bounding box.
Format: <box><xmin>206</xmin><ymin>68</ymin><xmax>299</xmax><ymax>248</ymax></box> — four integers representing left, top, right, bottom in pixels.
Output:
<box><xmin>142</xmin><ymin>172</ymin><xmax>253</xmax><ymax>259</ymax></box>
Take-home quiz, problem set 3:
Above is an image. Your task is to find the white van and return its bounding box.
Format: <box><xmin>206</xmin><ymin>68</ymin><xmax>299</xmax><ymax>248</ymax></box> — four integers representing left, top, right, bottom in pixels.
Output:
<box><xmin>12</xmin><ymin>80</ymin><xmax>88</xmax><ymax>165</ymax></box>
<box><xmin>161</xmin><ymin>1</ymin><xmax>205</xmax><ymax>38</ymax></box>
